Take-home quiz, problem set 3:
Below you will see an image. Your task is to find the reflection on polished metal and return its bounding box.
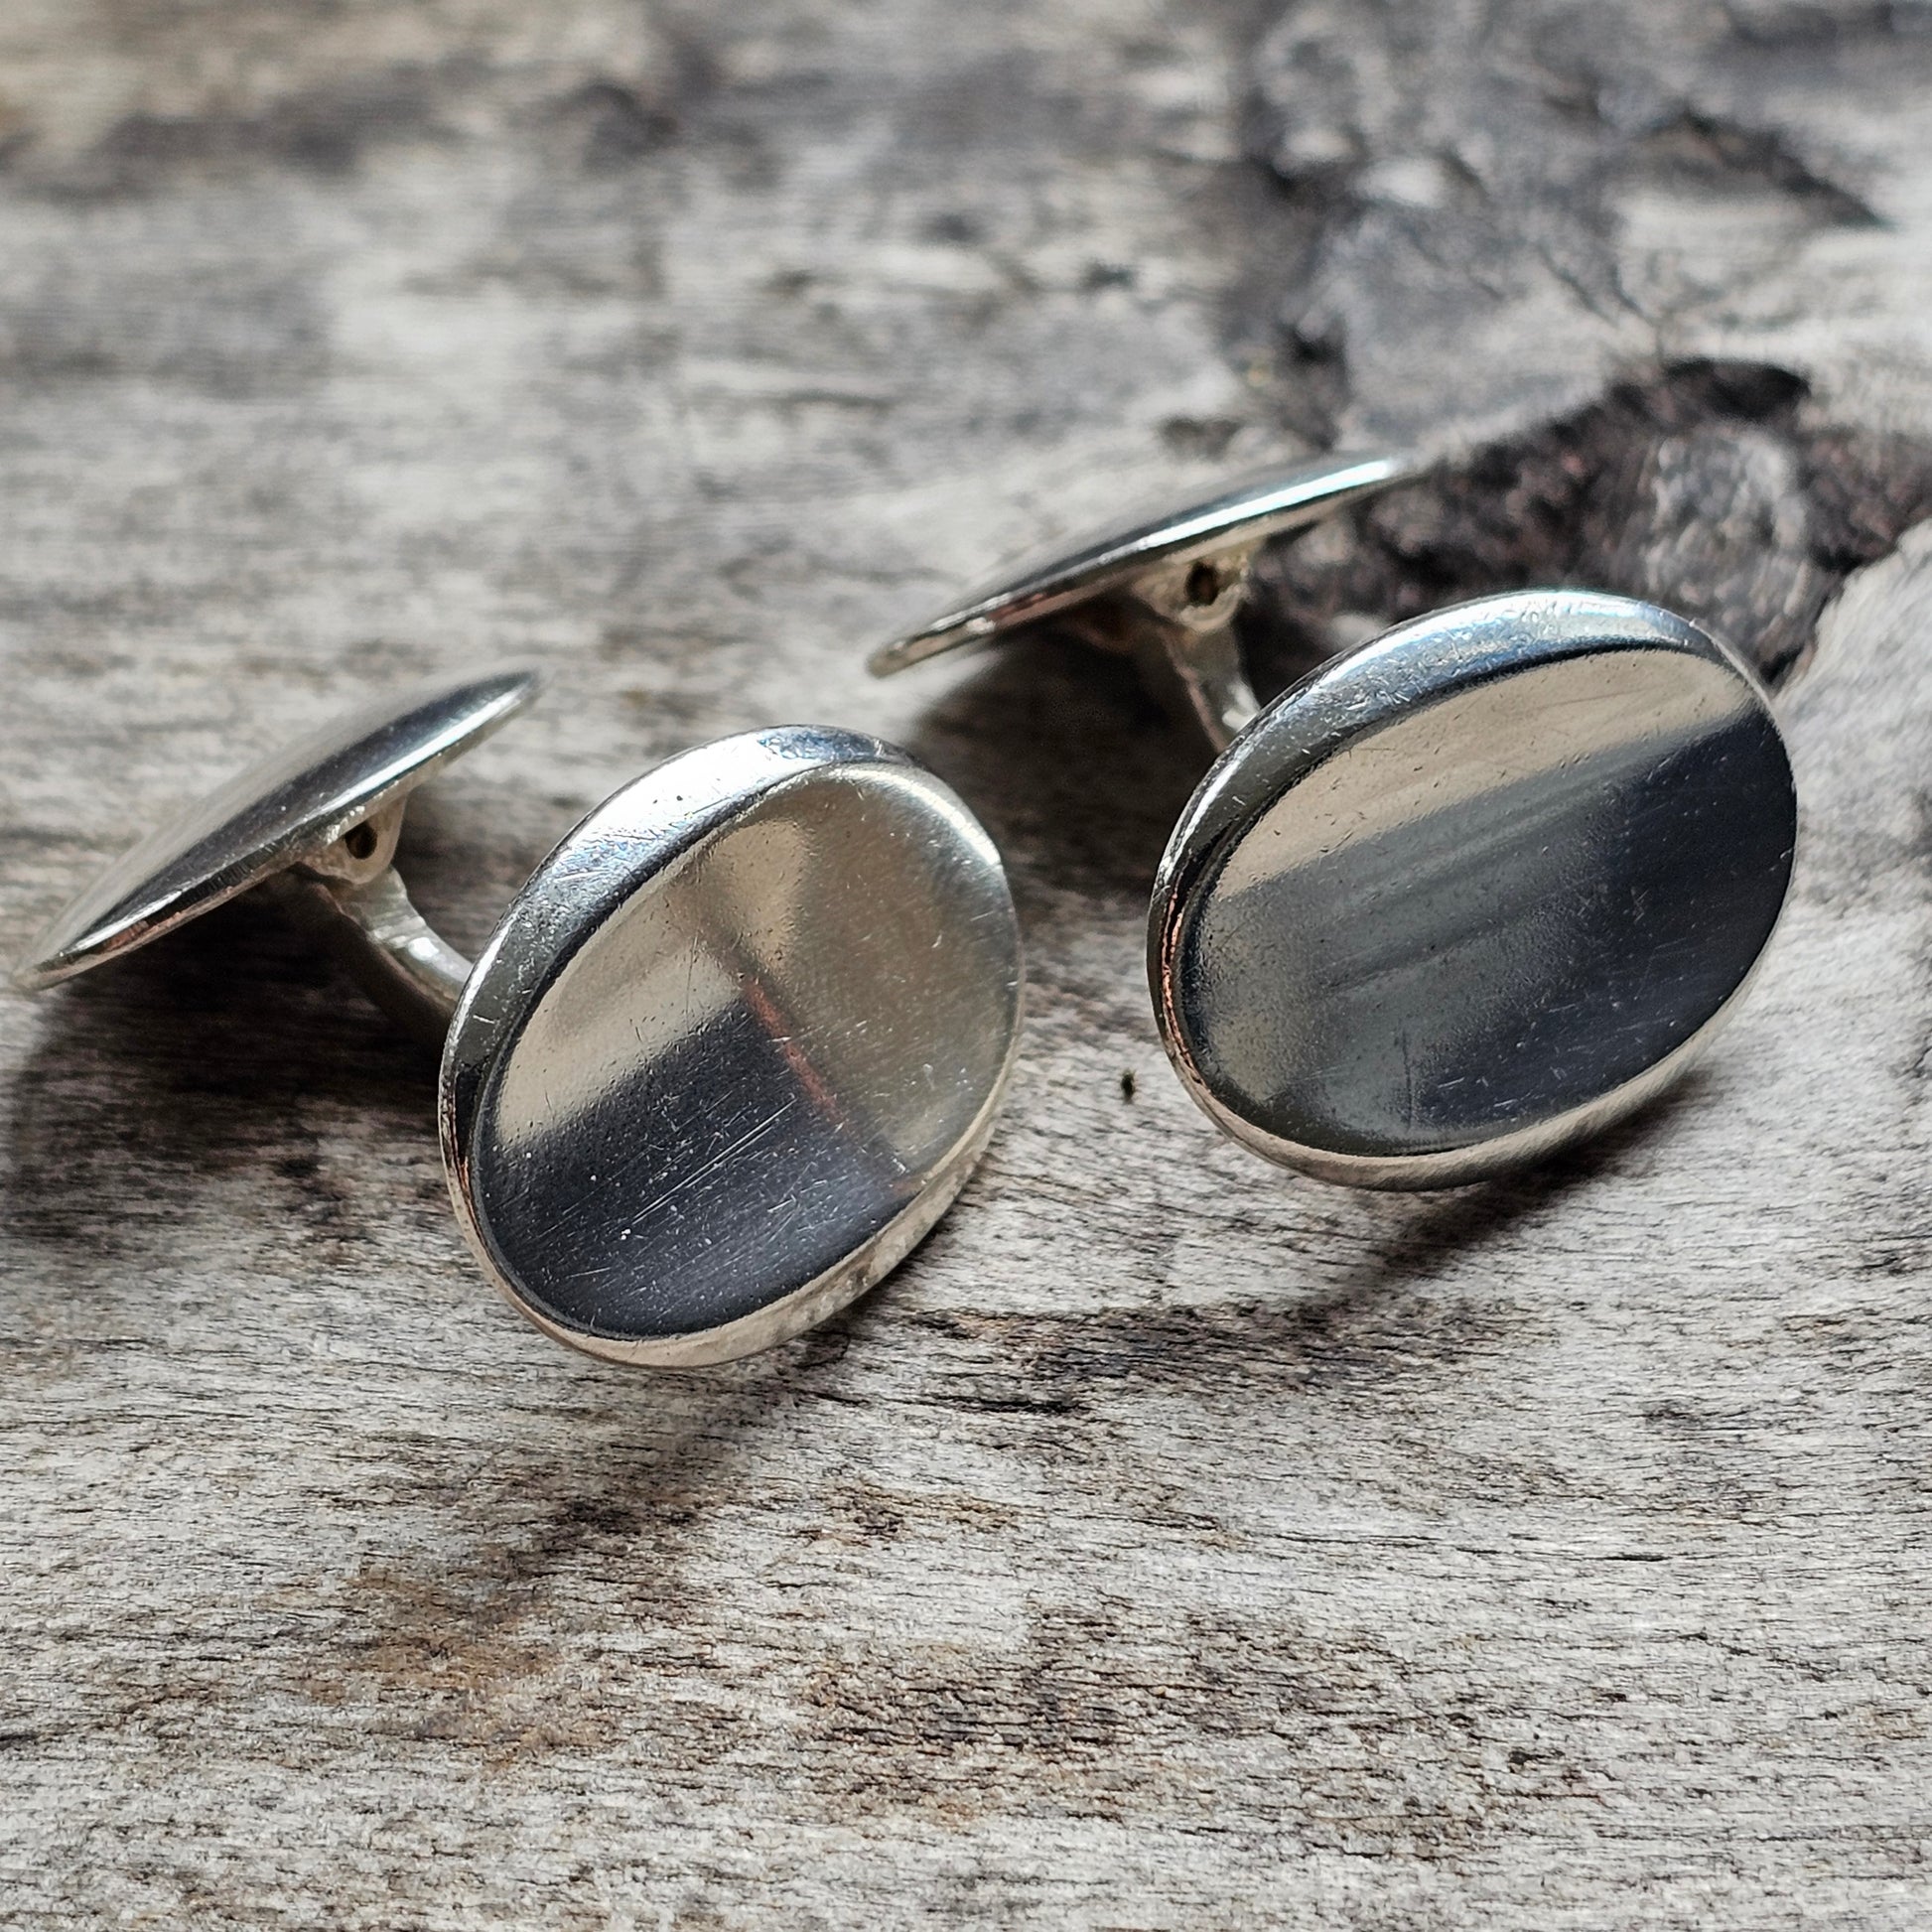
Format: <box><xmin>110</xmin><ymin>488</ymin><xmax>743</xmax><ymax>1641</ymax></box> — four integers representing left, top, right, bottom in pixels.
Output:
<box><xmin>1151</xmin><ymin>592</ymin><xmax>1797</xmax><ymax>1188</ymax></box>
<box><xmin>15</xmin><ymin>679</ymin><xmax>1024</xmax><ymax>1363</ymax></box>
<box><xmin>870</xmin><ymin>451</ymin><xmax>1418</xmax><ymax>747</ymax></box>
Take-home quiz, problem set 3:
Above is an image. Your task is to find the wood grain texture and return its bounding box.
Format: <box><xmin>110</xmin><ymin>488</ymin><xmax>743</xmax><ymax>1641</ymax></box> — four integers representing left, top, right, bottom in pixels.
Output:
<box><xmin>3</xmin><ymin>2</ymin><xmax>1932</xmax><ymax>1925</ymax></box>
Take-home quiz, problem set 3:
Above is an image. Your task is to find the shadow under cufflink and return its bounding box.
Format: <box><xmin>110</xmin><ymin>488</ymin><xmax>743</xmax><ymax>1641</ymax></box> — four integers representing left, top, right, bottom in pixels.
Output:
<box><xmin>897</xmin><ymin>628</ymin><xmax>1206</xmax><ymax>908</ymax></box>
<box><xmin>1</xmin><ymin>890</ymin><xmax>434</xmax><ymax>1300</ymax></box>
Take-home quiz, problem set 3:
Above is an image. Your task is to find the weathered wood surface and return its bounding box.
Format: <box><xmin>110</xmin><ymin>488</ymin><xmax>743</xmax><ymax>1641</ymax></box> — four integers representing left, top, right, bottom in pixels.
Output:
<box><xmin>5</xmin><ymin>2</ymin><xmax>1932</xmax><ymax>1924</ymax></box>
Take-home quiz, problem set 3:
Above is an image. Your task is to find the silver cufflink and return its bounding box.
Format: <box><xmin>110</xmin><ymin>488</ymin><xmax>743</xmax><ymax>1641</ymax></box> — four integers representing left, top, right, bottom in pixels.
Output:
<box><xmin>873</xmin><ymin>455</ymin><xmax>1797</xmax><ymax>1188</ymax></box>
<box><xmin>15</xmin><ymin>669</ymin><xmax>1023</xmax><ymax>1361</ymax></box>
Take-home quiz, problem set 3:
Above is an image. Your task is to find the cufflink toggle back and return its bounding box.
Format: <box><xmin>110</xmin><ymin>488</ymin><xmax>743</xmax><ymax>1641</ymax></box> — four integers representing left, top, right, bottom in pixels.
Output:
<box><xmin>874</xmin><ymin>456</ymin><xmax>1797</xmax><ymax>1188</ymax></box>
<box><xmin>869</xmin><ymin>453</ymin><xmax>1416</xmax><ymax>750</ymax></box>
<box><xmin>16</xmin><ymin>669</ymin><xmax>1024</xmax><ymax>1362</ymax></box>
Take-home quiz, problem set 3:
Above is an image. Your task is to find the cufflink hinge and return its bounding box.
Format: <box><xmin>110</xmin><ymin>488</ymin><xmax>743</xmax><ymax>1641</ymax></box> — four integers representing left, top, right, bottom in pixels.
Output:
<box><xmin>1064</xmin><ymin>543</ymin><xmax>1263</xmax><ymax>751</ymax></box>
<box><xmin>271</xmin><ymin>795</ymin><xmax>471</xmax><ymax>1044</ymax></box>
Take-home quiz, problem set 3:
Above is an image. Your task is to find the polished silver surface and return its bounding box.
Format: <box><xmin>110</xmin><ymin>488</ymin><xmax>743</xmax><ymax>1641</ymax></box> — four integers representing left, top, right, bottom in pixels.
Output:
<box><xmin>869</xmin><ymin>450</ymin><xmax>1418</xmax><ymax>747</ymax></box>
<box><xmin>441</xmin><ymin>728</ymin><xmax>1024</xmax><ymax>1367</ymax></box>
<box><xmin>13</xmin><ymin>665</ymin><xmax>539</xmax><ymax>992</ymax></box>
<box><xmin>1150</xmin><ymin>592</ymin><xmax>1797</xmax><ymax>1189</ymax></box>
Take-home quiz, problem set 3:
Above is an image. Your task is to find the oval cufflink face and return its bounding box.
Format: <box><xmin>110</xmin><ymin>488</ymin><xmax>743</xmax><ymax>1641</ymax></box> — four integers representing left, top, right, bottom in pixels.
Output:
<box><xmin>14</xmin><ymin>665</ymin><xmax>540</xmax><ymax>989</ymax></box>
<box><xmin>1150</xmin><ymin>592</ymin><xmax>1797</xmax><ymax>1188</ymax></box>
<box><xmin>870</xmin><ymin>451</ymin><xmax>1417</xmax><ymax>675</ymax></box>
<box><xmin>439</xmin><ymin>728</ymin><xmax>1024</xmax><ymax>1366</ymax></box>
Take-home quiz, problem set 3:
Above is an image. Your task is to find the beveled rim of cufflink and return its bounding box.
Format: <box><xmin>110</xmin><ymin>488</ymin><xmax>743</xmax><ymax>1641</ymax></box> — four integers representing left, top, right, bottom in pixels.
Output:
<box><xmin>12</xmin><ymin>664</ymin><xmax>540</xmax><ymax>994</ymax></box>
<box><xmin>440</xmin><ymin>727</ymin><xmax>1024</xmax><ymax>1367</ymax></box>
<box><xmin>1149</xmin><ymin>590</ymin><xmax>1798</xmax><ymax>1190</ymax></box>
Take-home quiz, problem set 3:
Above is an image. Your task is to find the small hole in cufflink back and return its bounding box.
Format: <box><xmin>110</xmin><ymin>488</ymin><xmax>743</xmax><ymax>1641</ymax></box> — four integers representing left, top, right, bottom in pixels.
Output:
<box><xmin>343</xmin><ymin>822</ymin><xmax>379</xmax><ymax>862</ymax></box>
<box><xmin>1184</xmin><ymin>560</ymin><xmax>1224</xmax><ymax>607</ymax></box>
